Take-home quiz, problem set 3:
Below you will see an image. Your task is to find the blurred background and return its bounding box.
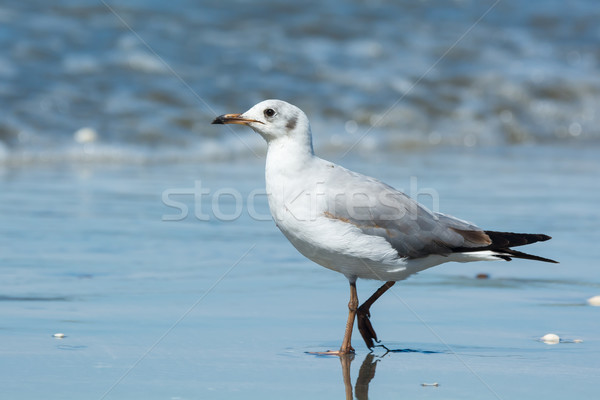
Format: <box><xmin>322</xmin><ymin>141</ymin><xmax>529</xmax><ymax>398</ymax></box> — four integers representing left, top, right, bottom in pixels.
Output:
<box><xmin>1</xmin><ymin>1</ymin><xmax>599</xmax><ymax>399</ymax></box>
<box><xmin>0</xmin><ymin>0</ymin><xmax>598</xmax><ymax>162</ymax></box>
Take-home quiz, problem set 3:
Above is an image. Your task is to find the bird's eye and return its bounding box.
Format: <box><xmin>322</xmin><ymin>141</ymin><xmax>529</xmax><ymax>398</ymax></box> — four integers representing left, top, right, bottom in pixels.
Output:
<box><xmin>264</xmin><ymin>108</ymin><xmax>276</xmax><ymax>118</ymax></box>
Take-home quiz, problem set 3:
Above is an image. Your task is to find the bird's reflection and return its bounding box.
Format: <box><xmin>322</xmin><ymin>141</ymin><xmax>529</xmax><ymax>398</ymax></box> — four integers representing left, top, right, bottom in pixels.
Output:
<box><xmin>338</xmin><ymin>347</ymin><xmax>443</xmax><ymax>399</ymax></box>
<box><xmin>354</xmin><ymin>353</ymin><xmax>379</xmax><ymax>400</ymax></box>
<box><xmin>339</xmin><ymin>353</ymin><xmax>379</xmax><ymax>400</ymax></box>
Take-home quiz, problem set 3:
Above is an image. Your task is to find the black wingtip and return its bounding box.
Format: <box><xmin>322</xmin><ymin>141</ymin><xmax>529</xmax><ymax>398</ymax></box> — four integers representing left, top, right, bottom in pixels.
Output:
<box><xmin>495</xmin><ymin>248</ymin><xmax>559</xmax><ymax>264</ymax></box>
<box><xmin>487</xmin><ymin>231</ymin><xmax>557</xmax><ymax>263</ymax></box>
<box><xmin>483</xmin><ymin>231</ymin><xmax>553</xmax><ymax>248</ymax></box>
<box><xmin>454</xmin><ymin>231</ymin><xmax>557</xmax><ymax>263</ymax></box>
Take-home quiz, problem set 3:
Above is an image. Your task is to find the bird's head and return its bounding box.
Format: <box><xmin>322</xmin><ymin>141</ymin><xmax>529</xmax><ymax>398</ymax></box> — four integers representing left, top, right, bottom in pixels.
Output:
<box><xmin>212</xmin><ymin>99</ymin><xmax>311</xmax><ymax>146</ymax></box>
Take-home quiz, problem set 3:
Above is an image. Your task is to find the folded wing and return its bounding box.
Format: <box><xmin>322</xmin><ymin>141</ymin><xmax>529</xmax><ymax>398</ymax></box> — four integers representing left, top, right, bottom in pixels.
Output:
<box><xmin>324</xmin><ymin>165</ymin><xmax>556</xmax><ymax>263</ymax></box>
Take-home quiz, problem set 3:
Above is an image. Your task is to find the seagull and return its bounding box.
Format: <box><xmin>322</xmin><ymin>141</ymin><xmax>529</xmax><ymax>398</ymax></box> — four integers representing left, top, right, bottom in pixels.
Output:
<box><xmin>212</xmin><ymin>99</ymin><xmax>557</xmax><ymax>355</ymax></box>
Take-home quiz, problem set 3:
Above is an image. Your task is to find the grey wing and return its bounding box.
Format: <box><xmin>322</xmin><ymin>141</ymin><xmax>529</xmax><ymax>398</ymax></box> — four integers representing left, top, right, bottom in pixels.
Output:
<box><xmin>325</xmin><ymin>168</ymin><xmax>491</xmax><ymax>259</ymax></box>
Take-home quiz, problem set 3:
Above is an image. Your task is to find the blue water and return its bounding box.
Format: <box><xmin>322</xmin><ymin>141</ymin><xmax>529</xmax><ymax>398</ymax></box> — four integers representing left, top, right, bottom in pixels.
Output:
<box><xmin>2</xmin><ymin>145</ymin><xmax>599</xmax><ymax>399</ymax></box>
<box><xmin>1</xmin><ymin>1</ymin><xmax>600</xmax><ymax>399</ymax></box>
<box><xmin>1</xmin><ymin>0</ymin><xmax>599</xmax><ymax>163</ymax></box>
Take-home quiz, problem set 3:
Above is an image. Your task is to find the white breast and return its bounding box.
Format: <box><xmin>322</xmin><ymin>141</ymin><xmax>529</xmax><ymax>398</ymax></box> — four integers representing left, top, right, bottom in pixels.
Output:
<box><xmin>265</xmin><ymin>153</ymin><xmax>410</xmax><ymax>280</ymax></box>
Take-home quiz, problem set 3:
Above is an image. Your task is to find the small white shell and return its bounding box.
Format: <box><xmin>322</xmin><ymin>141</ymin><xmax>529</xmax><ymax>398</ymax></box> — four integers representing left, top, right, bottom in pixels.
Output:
<box><xmin>52</xmin><ymin>333</ymin><xmax>66</xmax><ymax>339</ymax></box>
<box><xmin>586</xmin><ymin>295</ymin><xmax>600</xmax><ymax>306</ymax></box>
<box><xmin>541</xmin><ymin>333</ymin><xmax>560</xmax><ymax>344</ymax></box>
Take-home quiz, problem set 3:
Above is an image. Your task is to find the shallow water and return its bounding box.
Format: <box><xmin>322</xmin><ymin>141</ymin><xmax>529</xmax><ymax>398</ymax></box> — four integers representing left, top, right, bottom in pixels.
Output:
<box><xmin>1</xmin><ymin>144</ymin><xmax>599</xmax><ymax>399</ymax></box>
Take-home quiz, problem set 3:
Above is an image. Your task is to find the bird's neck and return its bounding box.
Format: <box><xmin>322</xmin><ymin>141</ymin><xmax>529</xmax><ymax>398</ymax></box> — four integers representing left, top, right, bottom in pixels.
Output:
<box><xmin>265</xmin><ymin>135</ymin><xmax>316</xmax><ymax>180</ymax></box>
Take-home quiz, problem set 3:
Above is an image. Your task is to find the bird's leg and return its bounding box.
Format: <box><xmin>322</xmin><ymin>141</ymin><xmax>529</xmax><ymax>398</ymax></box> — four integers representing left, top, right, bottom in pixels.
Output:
<box><xmin>339</xmin><ymin>280</ymin><xmax>359</xmax><ymax>354</ymax></box>
<box><xmin>356</xmin><ymin>281</ymin><xmax>395</xmax><ymax>349</ymax></box>
<box><xmin>312</xmin><ymin>281</ymin><xmax>358</xmax><ymax>356</ymax></box>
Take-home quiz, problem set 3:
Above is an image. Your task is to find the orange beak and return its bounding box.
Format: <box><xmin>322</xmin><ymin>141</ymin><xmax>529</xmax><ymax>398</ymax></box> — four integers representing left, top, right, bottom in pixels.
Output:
<box><xmin>211</xmin><ymin>113</ymin><xmax>263</xmax><ymax>125</ymax></box>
